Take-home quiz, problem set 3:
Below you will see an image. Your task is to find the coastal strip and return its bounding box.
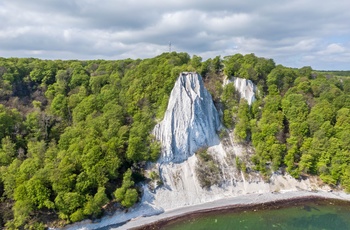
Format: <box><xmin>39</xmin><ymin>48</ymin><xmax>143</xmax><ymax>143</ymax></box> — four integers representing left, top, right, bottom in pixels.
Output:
<box><xmin>113</xmin><ymin>190</ymin><xmax>350</xmax><ymax>230</ymax></box>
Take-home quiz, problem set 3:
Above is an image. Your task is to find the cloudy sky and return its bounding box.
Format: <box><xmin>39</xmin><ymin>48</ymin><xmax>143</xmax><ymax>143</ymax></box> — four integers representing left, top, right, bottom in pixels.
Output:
<box><xmin>1</xmin><ymin>0</ymin><xmax>349</xmax><ymax>70</ymax></box>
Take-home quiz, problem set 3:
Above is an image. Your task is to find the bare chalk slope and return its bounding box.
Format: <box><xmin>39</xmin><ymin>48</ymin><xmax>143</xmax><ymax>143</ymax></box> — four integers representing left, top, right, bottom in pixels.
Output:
<box><xmin>153</xmin><ymin>72</ymin><xmax>221</xmax><ymax>163</ymax></box>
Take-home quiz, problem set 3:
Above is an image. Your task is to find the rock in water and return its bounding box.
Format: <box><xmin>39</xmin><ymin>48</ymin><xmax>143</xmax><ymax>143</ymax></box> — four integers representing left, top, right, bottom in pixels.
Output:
<box><xmin>153</xmin><ymin>72</ymin><xmax>221</xmax><ymax>163</ymax></box>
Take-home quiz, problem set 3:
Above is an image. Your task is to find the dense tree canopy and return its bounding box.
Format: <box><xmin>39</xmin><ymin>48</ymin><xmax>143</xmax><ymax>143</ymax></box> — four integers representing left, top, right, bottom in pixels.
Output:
<box><xmin>0</xmin><ymin>53</ymin><xmax>198</xmax><ymax>228</ymax></box>
<box><xmin>0</xmin><ymin>53</ymin><xmax>349</xmax><ymax>229</ymax></box>
<box><xmin>222</xmin><ymin>54</ymin><xmax>350</xmax><ymax>186</ymax></box>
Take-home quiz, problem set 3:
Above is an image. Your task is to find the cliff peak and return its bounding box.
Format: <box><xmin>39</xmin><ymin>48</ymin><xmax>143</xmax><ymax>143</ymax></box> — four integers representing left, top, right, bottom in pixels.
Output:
<box><xmin>153</xmin><ymin>72</ymin><xmax>221</xmax><ymax>163</ymax></box>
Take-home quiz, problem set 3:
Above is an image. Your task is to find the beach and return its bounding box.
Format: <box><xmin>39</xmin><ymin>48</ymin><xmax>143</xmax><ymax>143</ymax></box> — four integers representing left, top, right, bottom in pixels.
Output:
<box><xmin>113</xmin><ymin>190</ymin><xmax>350</xmax><ymax>230</ymax></box>
<box><xmin>63</xmin><ymin>172</ymin><xmax>350</xmax><ymax>230</ymax></box>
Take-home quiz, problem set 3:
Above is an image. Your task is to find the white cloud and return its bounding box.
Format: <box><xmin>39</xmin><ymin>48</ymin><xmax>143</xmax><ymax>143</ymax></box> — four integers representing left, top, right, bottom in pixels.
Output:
<box><xmin>318</xmin><ymin>43</ymin><xmax>346</xmax><ymax>55</ymax></box>
<box><xmin>0</xmin><ymin>0</ymin><xmax>350</xmax><ymax>69</ymax></box>
<box><xmin>205</xmin><ymin>13</ymin><xmax>253</xmax><ymax>33</ymax></box>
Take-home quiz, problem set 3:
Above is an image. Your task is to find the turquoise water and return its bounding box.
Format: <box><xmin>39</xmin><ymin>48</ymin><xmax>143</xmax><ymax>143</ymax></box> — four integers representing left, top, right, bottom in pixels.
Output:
<box><xmin>163</xmin><ymin>199</ymin><xmax>350</xmax><ymax>230</ymax></box>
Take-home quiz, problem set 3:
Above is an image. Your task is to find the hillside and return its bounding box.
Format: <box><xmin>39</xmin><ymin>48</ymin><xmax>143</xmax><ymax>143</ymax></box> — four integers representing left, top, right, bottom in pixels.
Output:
<box><xmin>0</xmin><ymin>53</ymin><xmax>349</xmax><ymax>229</ymax></box>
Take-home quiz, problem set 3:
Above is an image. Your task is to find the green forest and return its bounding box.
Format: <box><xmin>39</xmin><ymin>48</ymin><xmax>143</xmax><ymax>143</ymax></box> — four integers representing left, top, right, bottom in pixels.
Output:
<box><xmin>0</xmin><ymin>52</ymin><xmax>349</xmax><ymax>229</ymax></box>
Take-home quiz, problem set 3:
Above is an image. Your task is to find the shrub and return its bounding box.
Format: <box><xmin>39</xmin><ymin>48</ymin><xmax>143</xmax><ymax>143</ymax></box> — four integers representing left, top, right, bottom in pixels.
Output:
<box><xmin>195</xmin><ymin>148</ymin><xmax>221</xmax><ymax>188</ymax></box>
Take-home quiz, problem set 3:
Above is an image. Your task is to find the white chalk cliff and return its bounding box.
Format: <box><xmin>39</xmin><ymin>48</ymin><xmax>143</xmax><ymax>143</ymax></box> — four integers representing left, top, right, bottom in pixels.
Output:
<box><xmin>149</xmin><ymin>73</ymin><xmax>310</xmax><ymax>211</ymax></box>
<box><xmin>153</xmin><ymin>72</ymin><xmax>221</xmax><ymax>163</ymax></box>
<box><xmin>224</xmin><ymin>76</ymin><xmax>257</xmax><ymax>105</ymax></box>
<box><xmin>65</xmin><ymin>72</ymin><xmax>332</xmax><ymax>230</ymax></box>
<box><xmin>152</xmin><ymin>72</ymin><xmax>245</xmax><ymax>209</ymax></box>
<box><xmin>148</xmin><ymin>73</ymin><xmax>329</xmax><ymax>212</ymax></box>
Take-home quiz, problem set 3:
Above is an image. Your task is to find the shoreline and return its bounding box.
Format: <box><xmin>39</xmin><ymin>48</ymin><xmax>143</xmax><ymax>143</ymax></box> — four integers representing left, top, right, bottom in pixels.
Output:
<box><xmin>112</xmin><ymin>190</ymin><xmax>350</xmax><ymax>230</ymax></box>
<box><xmin>132</xmin><ymin>195</ymin><xmax>350</xmax><ymax>230</ymax></box>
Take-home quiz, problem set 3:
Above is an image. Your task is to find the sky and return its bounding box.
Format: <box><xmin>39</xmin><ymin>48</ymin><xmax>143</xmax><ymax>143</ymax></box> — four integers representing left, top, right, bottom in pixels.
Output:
<box><xmin>0</xmin><ymin>0</ymin><xmax>350</xmax><ymax>70</ymax></box>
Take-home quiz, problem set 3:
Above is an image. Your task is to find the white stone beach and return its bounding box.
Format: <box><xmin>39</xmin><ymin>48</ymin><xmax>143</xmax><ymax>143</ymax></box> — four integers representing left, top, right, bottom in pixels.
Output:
<box><xmin>64</xmin><ymin>186</ymin><xmax>350</xmax><ymax>230</ymax></box>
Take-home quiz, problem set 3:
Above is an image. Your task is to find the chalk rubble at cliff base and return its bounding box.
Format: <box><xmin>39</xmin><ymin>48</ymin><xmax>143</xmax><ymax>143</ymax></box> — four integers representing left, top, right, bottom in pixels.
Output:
<box><xmin>65</xmin><ymin>185</ymin><xmax>350</xmax><ymax>230</ymax></box>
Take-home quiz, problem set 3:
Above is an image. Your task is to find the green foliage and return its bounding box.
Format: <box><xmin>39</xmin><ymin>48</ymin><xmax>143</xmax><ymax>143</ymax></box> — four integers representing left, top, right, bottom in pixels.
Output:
<box><xmin>83</xmin><ymin>187</ymin><xmax>108</xmax><ymax>217</ymax></box>
<box><xmin>121</xmin><ymin>188</ymin><xmax>138</xmax><ymax>208</ymax></box>
<box><xmin>114</xmin><ymin>169</ymin><xmax>138</xmax><ymax>208</ymax></box>
<box><xmin>235</xmin><ymin>156</ymin><xmax>246</xmax><ymax>173</ymax></box>
<box><xmin>149</xmin><ymin>171</ymin><xmax>160</xmax><ymax>181</ymax></box>
<box><xmin>221</xmin><ymin>83</ymin><xmax>239</xmax><ymax>128</ymax></box>
<box><xmin>0</xmin><ymin>53</ymin><xmax>350</xmax><ymax>228</ymax></box>
<box><xmin>0</xmin><ymin>53</ymin><xmax>194</xmax><ymax>228</ymax></box>
<box><xmin>221</xmin><ymin>83</ymin><xmax>239</xmax><ymax>109</ymax></box>
<box><xmin>223</xmin><ymin>53</ymin><xmax>275</xmax><ymax>94</ymax></box>
<box><xmin>342</xmin><ymin>167</ymin><xmax>350</xmax><ymax>192</ymax></box>
<box><xmin>55</xmin><ymin>192</ymin><xmax>84</xmax><ymax>218</ymax></box>
<box><xmin>267</xmin><ymin>65</ymin><xmax>297</xmax><ymax>94</ymax></box>
<box><xmin>247</xmin><ymin>63</ymin><xmax>350</xmax><ymax>183</ymax></box>
<box><xmin>195</xmin><ymin>148</ymin><xmax>221</xmax><ymax>188</ymax></box>
<box><xmin>12</xmin><ymin>199</ymin><xmax>33</xmax><ymax>228</ymax></box>
<box><xmin>223</xmin><ymin>109</ymin><xmax>235</xmax><ymax>129</ymax></box>
<box><xmin>0</xmin><ymin>105</ymin><xmax>22</xmax><ymax>142</ymax></box>
<box><xmin>307</xmin><ymin>100</ymin><xmax>335</xmax><ymax>135</ymax></box>
<box><xmin>25</xmin><ymin>178</ymin><xmax>53</xmax><ymax>209</ymax></box>
<box><xmin>234</xmin><ymin>99</ymin><xmax>251</xmax><ymax>142</ymax></box>
<box><xmin>70</xmin><ymin>209</ymin><xmax>85</xmax><ymax>223</ymax></box>
<box><xmin>0</xmin><ymin>137</ymin><xmax>16</xmax><ymax>166</ymax></box>
<box><xmin>221</xmin><ymin>60</ymin><xmax>300</xmax><ymax>177</ymax></box>
<box><xmin>251</xmin><ymin>94</ymin><xmax>285</xmax><ymax>175</ymax></box>
<box><xmin>200</xmin><ymin>58</ymin><xmax>224</xmax><ymax>102</ymax></box>
<box><xmin>190</xmin><ymin>55</ymin><xmax>202</xmax><ymax>70</ymax></box>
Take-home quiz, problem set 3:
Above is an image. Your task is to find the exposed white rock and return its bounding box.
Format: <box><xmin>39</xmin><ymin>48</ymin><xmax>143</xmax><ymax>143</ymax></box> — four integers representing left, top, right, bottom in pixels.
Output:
<box><xmin>153</xmin><ymin>144</ymin><xmax>241</xmax><ymax>210</ymax></box>
<box><xmin>151</xmin><ymin>72</ymin><xmax>256</xmax><ymax>210</ymax></box>
<box><xmin>64</xmin><ymin>72</ymin><xmax>335</xmax><ymax>230</ymax></box>
<box><xmin>153</xmin><ymin>156</ymin><xmax>321</xmax><ymax>211</ymax></box>
<box><xmin>153</xmin><ymin>72</ymin><xmax>221</xmax><ymax>163</ymax></box>
<box><xmin>65</xmin><ymin>174</ymin><xmax>336</xmax><ymax>230</ymax></box>
<box><xmin>224</xmin><ymin>76</ymin><xmax>257</xmax><ymax>105</ymax></box>
<box><xmin>151</xmin><ymin>72</ymin><xmax>260</xmax><ymax>210</ymax></box>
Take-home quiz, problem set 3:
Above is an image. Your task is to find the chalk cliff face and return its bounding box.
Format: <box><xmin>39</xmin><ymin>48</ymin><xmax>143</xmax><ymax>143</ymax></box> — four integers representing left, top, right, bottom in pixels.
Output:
<box><xmin>153</xmin><ymin>72</ymin><xmax>221</xmax><ymax>163</ymax></box>
<box><xmin>151</xmin><ymin>72</ymin><xmax>251</xmax><ymax>210</ymax></box>
<box><xmin>64</xmin><ymin>72</ymin><xmax>332</xmax><ymax>229</ymax></box>
<box><xmin>224</xmin><ymin>77</ymin><xmax>257</xmax><ymax>105</ymax></box>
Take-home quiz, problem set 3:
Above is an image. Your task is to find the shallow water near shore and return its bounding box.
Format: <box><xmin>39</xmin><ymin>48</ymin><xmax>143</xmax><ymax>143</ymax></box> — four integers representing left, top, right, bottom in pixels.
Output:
<box><xmin>160</xmin><ymin>199</ymin><xmax>350</xmax><ymax>230</ymax></box>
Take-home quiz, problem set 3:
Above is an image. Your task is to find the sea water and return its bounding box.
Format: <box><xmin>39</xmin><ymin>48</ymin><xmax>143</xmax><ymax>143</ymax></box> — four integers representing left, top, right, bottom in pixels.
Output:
<box><xmin>163</xmin><ymin>199</ymin><xmax>350</xmax><ymax>230</ymax></box>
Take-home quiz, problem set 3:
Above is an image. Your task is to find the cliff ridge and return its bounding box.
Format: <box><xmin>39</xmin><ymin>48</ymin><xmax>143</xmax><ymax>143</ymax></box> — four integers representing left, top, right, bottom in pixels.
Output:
<box><xmin>153</xmin><ymin>72</ymin><xmax>221</xmax><ymax>163</ymax></box>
